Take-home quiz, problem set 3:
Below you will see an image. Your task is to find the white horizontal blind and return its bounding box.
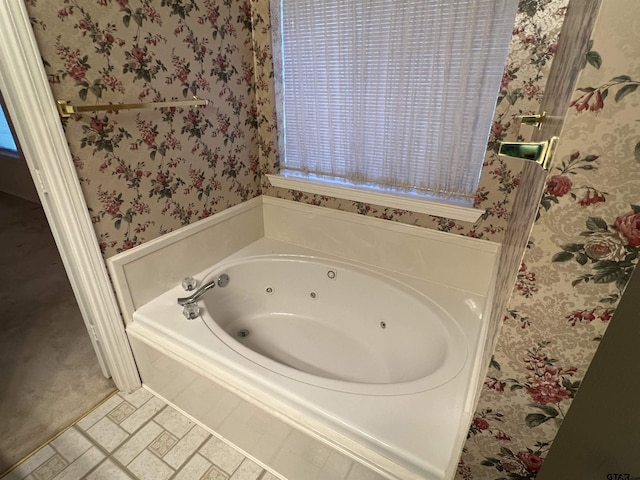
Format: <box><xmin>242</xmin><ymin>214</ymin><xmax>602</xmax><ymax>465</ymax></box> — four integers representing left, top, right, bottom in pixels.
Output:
<box><xmin>273</xmin><ymin>0</ymin><xmax>518</xmax><ymax>202</ymax></box>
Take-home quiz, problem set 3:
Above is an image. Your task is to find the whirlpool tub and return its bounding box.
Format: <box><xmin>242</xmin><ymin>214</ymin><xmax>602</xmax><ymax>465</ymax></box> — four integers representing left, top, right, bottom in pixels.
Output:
<box><xmin>126</xmin><ymin>235</ymin><xmax>492</xmax><ymax>480</ymax></box>
<box><xmin>196</xmin><ymin>254</ymin><xmax>468</xmax><ymax>396</ymax></box>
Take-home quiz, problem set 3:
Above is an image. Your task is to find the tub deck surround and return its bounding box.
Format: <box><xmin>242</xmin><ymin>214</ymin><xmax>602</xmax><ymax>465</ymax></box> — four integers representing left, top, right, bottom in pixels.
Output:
<box><xmin>128</xmin><ymin>241</ymin><xmax>486</xmax><ymax>480</ymax></box>
<box><xmin>109</xmin><ymin>198</ymin><xmax>265</xmax><ymax>323</ymax></box>
<box><xmin>108</xmin><ymin>197</ymin><xmax>501</xmax><ymax>480</ymax></box>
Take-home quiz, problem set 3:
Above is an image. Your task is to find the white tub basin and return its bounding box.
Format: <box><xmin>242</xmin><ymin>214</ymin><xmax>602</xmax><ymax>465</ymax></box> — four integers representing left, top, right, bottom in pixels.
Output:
<box><xmin>199</xmin><ymin>255</ymin><xmax>467</xmax><ymax>395</ymax></box>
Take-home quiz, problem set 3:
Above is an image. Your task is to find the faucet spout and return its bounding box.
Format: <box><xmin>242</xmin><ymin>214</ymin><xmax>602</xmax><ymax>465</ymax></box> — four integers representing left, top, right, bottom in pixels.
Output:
<box><xmin>176</xmin><ymin>273</ymin><xmax>230</xmax><ymax>306</ymax></box>
<box><xmin>177</xmin><ymin>280</ymin><xmax>216</xmax><ymax>306</ymax></box>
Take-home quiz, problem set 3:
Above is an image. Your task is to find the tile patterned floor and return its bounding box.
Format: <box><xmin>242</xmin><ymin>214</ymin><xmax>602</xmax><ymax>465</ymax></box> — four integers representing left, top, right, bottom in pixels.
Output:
<box><xmin>2</xmin><ymin>389</ymin><xmax>386</xmax><ymax>480</ymax></box>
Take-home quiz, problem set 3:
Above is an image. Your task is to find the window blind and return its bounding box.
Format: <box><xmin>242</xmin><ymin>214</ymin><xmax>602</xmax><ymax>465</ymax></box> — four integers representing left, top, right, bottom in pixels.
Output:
<box><xmin>272</xmin><ymin>0</ymin><xmax>518</xmax><ymax>202</ymax></box>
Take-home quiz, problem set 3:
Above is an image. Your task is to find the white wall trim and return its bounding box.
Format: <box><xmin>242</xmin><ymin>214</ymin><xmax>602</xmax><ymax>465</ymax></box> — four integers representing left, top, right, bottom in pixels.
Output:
<box><xmin>267</xmin><ymin>173</ymin><xmax>484</xmax><ymax>223</ymax></box>
<box><xmin>0</xmin><ymin>2</ymin><xmax>140</xmax><ymax>392</ymax></box>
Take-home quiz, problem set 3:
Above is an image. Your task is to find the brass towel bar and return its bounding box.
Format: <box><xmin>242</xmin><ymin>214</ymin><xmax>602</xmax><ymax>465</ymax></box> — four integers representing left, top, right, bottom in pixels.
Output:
<box><xmin>56</xmin><ymin>96</ymin><xmax>209</xmax><ymax>119</ymax></box>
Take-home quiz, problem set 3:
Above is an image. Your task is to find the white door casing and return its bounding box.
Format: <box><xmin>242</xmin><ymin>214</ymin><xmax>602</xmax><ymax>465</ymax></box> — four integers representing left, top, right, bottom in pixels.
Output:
<box><xmin>0</xmin><ymin>1</ymin><xmax>140</xmax><ymax>392</ymax></box>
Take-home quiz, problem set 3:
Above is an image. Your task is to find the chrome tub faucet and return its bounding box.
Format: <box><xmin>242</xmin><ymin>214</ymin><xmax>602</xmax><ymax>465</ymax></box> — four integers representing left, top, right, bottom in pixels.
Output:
<box><xmin>177</xmin><ymin>273</ymin><xmax>229</xmax><ymax>319</ymax></box>
<box><xmin>177</xmin><ymin>273</ymin><xmax>229</xmax><ymax>305</ymax></box>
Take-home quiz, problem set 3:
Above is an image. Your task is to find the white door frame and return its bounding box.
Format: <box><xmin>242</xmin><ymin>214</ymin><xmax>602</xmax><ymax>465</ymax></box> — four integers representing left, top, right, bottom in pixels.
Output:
<box><xmin>0</xmin><ymin>2</ymin><xmax>140</xmax><ymax>392</ymax></box>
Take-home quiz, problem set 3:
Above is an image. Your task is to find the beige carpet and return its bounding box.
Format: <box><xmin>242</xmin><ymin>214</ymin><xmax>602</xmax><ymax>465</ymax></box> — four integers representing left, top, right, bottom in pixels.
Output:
<box><xmin>0</xmin><ymin>192</ymin><xmax>116</xmax><ymax>473</ymax></box>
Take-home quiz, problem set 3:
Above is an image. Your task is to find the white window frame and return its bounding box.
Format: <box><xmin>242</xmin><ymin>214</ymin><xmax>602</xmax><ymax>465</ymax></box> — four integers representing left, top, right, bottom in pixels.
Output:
<box><xmin>267</xmin><ymin>172</ymin><xmax>483</xmax><ymax>222</ymax></box>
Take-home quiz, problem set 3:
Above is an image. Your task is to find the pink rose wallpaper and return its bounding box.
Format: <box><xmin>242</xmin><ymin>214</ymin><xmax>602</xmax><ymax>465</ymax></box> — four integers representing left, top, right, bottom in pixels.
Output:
<box><xmin>458</xmin><ymin>1</ymin><xmax>640</xmax><ymax>477</ymax></box>
<box><xmin>615</xmin><ymin>211</ymin><xmax>640</xmax><ymax>247</ymax></box>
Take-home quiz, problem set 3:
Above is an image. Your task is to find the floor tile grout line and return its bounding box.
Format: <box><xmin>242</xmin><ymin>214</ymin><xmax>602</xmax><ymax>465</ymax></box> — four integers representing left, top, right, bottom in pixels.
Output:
<box><xmin>39</xmin><ymin>428</ymin><xmax>113</xmax><ymax>478</ymax></box>
<box><xmin>229</xmin><ymin>457</ymin><xmax>268</xmax><ymax>480</ymax></box>
<box><xmin>139</xmin><ymin>385</ymin><xmax>288</xmax><ymax>480</ymax></box>
<box><xmin>85</xmin><ymin>456</ymin><xmax>139</xmax><ymax>480</ymax></box>
<box><xmin>98</xmin><ymin>414</ymin><xmax>169</xmax><ymax>474</ymax></box>
<box><xmin>4</xmin><ymin>386</ymin><xmax>303</xmax><ymax>480</ymax></box>
<box><xmin>79</xmin><ymin>394</ymin><xmax>168</xmax><ymax>458</ymax></box>
<box><xmin>96</xmin><ymin>394</ymin><xmax>200</xmax><ymax>479</ymax></box>
<box><xmin>126</xmin><ymin>444</ymin><xmax>175</xmax><ymax>480</ymax></box>
<box><xmin>132</xmin><ymin>402</ymin><xmax>187</xmax><ymax>475</ymax></box>
<box><xmin>74</xmin><ymin>423</ymin><xmax>136</xmax><ymax>476</ymax></box>
<box><xmin>0</xmin><ymin>390</ymin><xmax>119</xmax><ymax>479</ymax></box>
<box><xmin>99</xmin><ymin>398</ymin><xmax>207</xmax><ymax>480</ymax></box>
<box><xmin>75</xmin><ymin>421</ymin><xmax>116</xmax><ymax>455</ymax></box>
<box><xmin>227</xmin><ymin>456</ymin><xmax>244</xmax><ymax>478</ymax></box>
<box><xmin>73</xmin><ymin>394</ymin><xmax>175</xmax><ymax>480</ymax></box>
<box><xmin>57</xmin><ymin>452</ymin><xmax>130</xmax><ymax>480</ymax></box>
<box><xmin>150</xmin><ymin>417</ymin><xmax>247</xmax><ymax>480</ymax></box>
<box><xmin>135</xmin><ymin>415</ymin><xmax>188</xmax><ymax>474</ymax></box>
<box><xmin>31</xmin><ymin>451</ymin><xmax>68</xmax><ymax>479</ymax></box>
<box><xmin>108</xmin><ymin>398</ymin><xmax>138</xmax><ymax>425</ymax></box>
<box><xmin>165</xmin><ymin>430</ymin><xmax>213</xmax><ymax>480</ymax></box>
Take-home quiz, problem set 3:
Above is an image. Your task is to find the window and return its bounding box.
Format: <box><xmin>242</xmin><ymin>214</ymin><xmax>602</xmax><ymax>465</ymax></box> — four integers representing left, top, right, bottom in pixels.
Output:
<box><xmin>0</xmin><ymin>103</ymin><xmax>18</xmax><ymax>152</ymax></box>
<box><xmin>268</xmin><ymin>0</ymin><xmax>517</xmax><ymax>220</ymax></box>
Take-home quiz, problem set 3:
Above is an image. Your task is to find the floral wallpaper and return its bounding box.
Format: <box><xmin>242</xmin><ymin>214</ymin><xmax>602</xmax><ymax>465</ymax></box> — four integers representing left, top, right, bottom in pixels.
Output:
<box><xmin>25</xmin><ymin>0</ymin><xmax>265</xmax><ymax>258</ymax></box>
<box><xmin>457</xmin><ymin>1</ymin><xmax>640</xmax><ymax>477</ymax></box>
<box><xmin>24</xmin><ymin>0</ymin><xmax>569</xmax><ymax>258</ymax></box>
<box><xmin>259</xmin><ymin>0</ymin><xmax>570</xmax><ymax>242</ymax></box>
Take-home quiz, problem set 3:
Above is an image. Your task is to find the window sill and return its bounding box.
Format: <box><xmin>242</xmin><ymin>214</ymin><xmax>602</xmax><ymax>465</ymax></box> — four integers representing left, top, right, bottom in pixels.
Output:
<box><xmin>266</xmin><ymin>174</ymin><xmax>484</xmax><ymax>223</ymax></box>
